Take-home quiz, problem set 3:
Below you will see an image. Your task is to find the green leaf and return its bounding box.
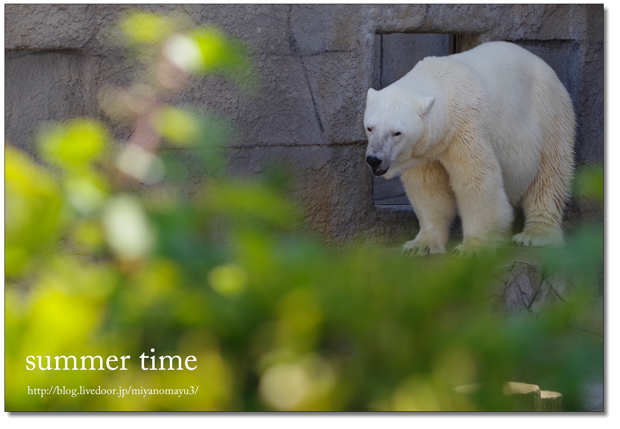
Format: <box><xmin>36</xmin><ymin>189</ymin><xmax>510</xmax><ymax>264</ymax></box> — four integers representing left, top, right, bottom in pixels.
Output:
<box><xmin>37</xmin><ymin>118</ymin><xmax>109</xmax><ymax>172</ymax></box>
<box><xmin>119</xmin><ymin>10</ymin><xmax>176</xmax><ymax>45</ymax></box>
<box><xmin>152</xmin><ymin>107</ymin><xmax>201</xmax><ymax>146</ymax></box>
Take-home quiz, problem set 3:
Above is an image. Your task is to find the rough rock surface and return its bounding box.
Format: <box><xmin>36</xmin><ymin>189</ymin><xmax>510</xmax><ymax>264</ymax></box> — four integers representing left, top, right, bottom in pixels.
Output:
<box><xmin>5</xmin><ymin>51</ymin><xmax>98</xmax><ymax>150</ymax></box>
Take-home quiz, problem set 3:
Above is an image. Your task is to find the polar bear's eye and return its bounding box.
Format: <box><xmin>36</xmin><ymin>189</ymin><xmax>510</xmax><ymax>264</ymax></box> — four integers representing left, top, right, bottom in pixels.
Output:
<box><xmin>393</xmin><ymin>132</ymin><xmax>402</xmax><ymax>136</ymax></box>
<box><xmin>367</xmin><ymin>127</ymin><xmax>373</xmax><ymax>132</ymax></box>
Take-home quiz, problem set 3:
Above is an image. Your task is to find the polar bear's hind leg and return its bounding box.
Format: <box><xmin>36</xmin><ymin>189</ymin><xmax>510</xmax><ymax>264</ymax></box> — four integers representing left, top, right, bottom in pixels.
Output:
<box><xmin>513</xmin><ymin>86</ymin><xmax>575</xmax><ymax>248</ymax></box>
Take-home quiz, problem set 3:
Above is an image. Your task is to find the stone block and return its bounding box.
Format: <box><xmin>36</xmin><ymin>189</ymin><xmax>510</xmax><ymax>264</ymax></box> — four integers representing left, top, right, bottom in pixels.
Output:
<box><xmin>562</xmin><ymin>4</ymin><xmax>604</xmax><ymax>45</ymax></box>
<box><xmin>5</xmin><ymin>4</ymin><xmax>94</xmax><ymax>50</ymax></box>
<box><xmin>366</xmin><ymin>4</ymin><xmax>427</xmax><ymax>34</ymax></box>
<box><xmin>5</xmin><ymin>51</ymin><xmax>97</xmax><ymax>151</ymax></box>
<box><xmin>583</xmin><ymin>4</ymin><xmax>604</xmax><ymax>44</ymax></box>
<box><xmin>187</xmin><ymin>54</ymin><xmax>325</xmax><ymax>147</ymax></box>
<box><xmin>423</xmin><ymin>4</ymin><xmax>502</xmax><ymax>34</ymax></box>
<box><xmin>531</xmin><ymin>4</ymin><xmax>577</xmax><ymax>40</ymax></box>
<box><xmin>226</xmin><ymin>143</ymin><xmax>381</xmax><ymax>242</ymax></box>
<box><xmin>88</xmin><ymin>4</ymin><xmax>195</xmax><ymax>58</ymax></box>
<box><xmin>290</xmin><ymin>5</ymin><xmax>366</xmax><ymax>56</ymax></box>
<box><xmin>188</xmin><ymin>4</ymin><xmax>294</xmax><ymax>56</ymax></box>
<box><xmin>302</xmin><ymin>51</ymin><xmax>369</xmax><ymax>144</ymax></box>
<box><xmin>497</xmin><ymin>4</ymin><xmax>563</xmax><ymax>41</ymax></box>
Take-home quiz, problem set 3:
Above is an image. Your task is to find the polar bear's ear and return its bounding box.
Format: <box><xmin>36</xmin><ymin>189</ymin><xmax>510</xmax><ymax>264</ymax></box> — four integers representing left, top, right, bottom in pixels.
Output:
<box><xmin>417</xmin><ymin>96</ymin><xmax>435</xmax><ymax>116</ymax></box>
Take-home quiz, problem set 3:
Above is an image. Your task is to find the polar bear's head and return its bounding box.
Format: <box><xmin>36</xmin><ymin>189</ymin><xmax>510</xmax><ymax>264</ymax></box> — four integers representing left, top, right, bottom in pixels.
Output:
<box><xmin>363</xmin><ymin>87</ymin><xmax>435</xmax><ymax>179</ymax></box>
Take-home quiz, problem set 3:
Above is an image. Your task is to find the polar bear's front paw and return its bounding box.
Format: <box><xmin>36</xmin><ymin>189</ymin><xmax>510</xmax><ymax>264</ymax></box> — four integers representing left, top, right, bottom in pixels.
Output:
<box><xmin>512</xmin><ymin>231</ymin><xmax>564</xmax><ymax>247</ymax></box>
<box><xmin>451</xmin><ymin>237</ymin><xmax>497</xmax><ymax>258</ymax></box>
<box><xmin>402</xmin><ymin>238</ymin><xmax>446</xmax><ymax>257</ymax></box>
<box><xmin>451</xmin><ymin>244</ymin><xmax>481</xmax><ymax>258</ymax></box>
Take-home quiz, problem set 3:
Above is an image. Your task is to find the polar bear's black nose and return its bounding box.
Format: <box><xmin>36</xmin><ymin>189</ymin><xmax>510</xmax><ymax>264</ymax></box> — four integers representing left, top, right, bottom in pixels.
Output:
<box><xmin>366</xmin><ymin>156</ymin><xmax>382</xmax><ymax>169</ymax></box>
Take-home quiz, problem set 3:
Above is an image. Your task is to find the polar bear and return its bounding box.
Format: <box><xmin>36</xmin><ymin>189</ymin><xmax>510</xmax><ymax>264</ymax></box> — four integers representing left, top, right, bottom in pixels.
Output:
<box><xmin>364</xmin><ymin>41</ymin><xmax>575</xmax><ymax>256</ymax></box>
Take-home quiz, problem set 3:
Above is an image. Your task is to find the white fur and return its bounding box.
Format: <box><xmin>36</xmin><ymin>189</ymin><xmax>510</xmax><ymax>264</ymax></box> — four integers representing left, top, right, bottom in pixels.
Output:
<box><xmin>364</xmin><ymin>41</ymin><xmax>575</xmax><ymax>255</ymax></box>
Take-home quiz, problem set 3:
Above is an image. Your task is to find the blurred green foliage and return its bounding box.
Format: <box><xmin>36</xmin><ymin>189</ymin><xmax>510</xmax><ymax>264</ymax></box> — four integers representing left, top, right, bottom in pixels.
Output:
<box><xmin>5</xmin><ymin>10</ymin><xmax>603</xmax><ymax>411</ymax></box>
<box><xmin>120</xmin><ymin>11</ymin><xmax>178</xmax><ymax>45</ymax></box>
<box><xmin>574</xmin><ymin>165</ymin><xmax>604</xmax><ymax>204</ymax></box>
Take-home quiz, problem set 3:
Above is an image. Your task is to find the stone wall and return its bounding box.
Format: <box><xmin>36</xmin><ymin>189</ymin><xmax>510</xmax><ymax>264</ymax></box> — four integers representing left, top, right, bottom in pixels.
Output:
<box><xmin>5</xmin><ymin>4</ymin><xmax>604</xmax><ymax>243</ymax></box>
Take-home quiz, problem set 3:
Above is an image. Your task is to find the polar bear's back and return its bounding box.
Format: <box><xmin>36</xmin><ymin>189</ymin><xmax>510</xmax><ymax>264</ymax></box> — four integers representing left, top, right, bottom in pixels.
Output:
<box><xmin>452</xmin><ymin>41</ymin><xmax>551</xmax><ymax>78</ymax></box>
<box><xmin>448</xmin><ymin>41</ymin><xmax>570</xmax><ymax>130</ymax></box>
<box><xmin>407</xmin><ymin>42</ymin><xmax>570</xmax><ymax>127</ymax></box>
